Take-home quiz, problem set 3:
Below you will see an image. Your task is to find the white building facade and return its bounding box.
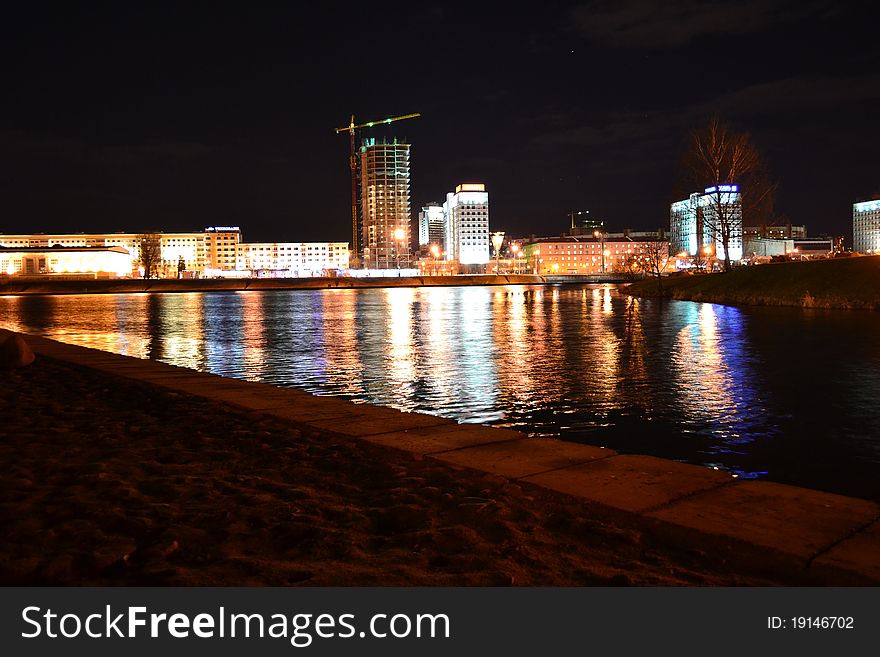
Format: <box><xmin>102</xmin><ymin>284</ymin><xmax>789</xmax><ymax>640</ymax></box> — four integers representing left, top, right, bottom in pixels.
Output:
<box><xmin>670</xmin><ymin>185</ymin><xmax>743</xmax><ymax>262</ymax></box>
<box><xmin>235</xmin><ymin>242</ymin><xmax>349</xmax><ymax>276</ymax></box>
<box><xmin>443</xmin><ymin>183</ymin><xmax>490</xmax><ymax>266</ymax></box>
<box><xmin>0</xmin><ymin>231</ymin><xmax>206</xmax><ymax>277</ymax></box>
<box><xmin>0</xmin><ymin>228</ymin><xmax>348</xmax><ymax>278</ymax></box>
<box><xmin>0</xmin><ymin>246</ymin><xmax>132</xmax><ymax>278</ymax></box>
<box><xmin>418</xmin><ymin>203</ymin><xmax>445</xmax><ymax>248</ymax></box>
<box><xmin>853</xmin><ymin>199</ymin><xmax>880</xmax><ymax>253</ymax></box>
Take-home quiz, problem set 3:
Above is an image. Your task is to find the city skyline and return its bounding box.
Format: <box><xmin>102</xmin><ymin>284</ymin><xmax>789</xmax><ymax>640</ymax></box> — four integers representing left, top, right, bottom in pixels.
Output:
<box><xmin>1</xmin><ymin>2</ymin><xmax>878</xmax><ymax>244</ymax></box>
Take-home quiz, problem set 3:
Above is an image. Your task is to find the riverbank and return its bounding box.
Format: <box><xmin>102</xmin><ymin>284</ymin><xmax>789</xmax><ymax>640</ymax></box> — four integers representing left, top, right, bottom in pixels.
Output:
<box><xmin>0</xmin><ymin>348</ymin><xmax>755</xmax><ymax>586</ymax></box>
<box><xmin>2</xmin><ymin>334</ymin><xmax>878</xmax><ymax>585</ymax></box>
<box><xmin>625</xmin><ymin>256</ymin><xmax>880</xmax><ymax>310</ymax></box>
<box><xmin>0</xmin><ymin>274</ymin><xmax>544</xmax><ymax>296</ymax></box>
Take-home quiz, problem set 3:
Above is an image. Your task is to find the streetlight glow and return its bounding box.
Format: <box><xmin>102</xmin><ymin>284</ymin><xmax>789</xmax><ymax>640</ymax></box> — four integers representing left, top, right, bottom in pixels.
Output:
<box><xmin>491</xmin><ymin>231</ymin><xmax>505</xmax><ymax>275</ymax></box>
<box><xmin>393</xmin><ymin>227</ymin><xmax>406</xmax><ymax>273</ymax></box>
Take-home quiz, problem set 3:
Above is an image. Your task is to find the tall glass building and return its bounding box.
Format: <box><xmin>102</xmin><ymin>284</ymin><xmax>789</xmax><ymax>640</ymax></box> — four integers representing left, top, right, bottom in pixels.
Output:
<box><xmin>853</xmin><ymin>199</ymin><xmax>880</xmax><ymax>253</ymax></box>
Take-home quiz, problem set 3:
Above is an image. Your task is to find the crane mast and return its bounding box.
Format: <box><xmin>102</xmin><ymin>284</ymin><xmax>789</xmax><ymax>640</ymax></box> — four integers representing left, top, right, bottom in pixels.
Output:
<box><xmin>335</xmin><ymin>112</ymin><xmax>420</xmax><ymax>268</ymax></box>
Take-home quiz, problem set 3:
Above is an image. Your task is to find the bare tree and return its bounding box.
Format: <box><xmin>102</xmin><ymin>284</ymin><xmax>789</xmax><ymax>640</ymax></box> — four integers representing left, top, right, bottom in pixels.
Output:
<box><xmin>137</xmin><ymin>233</ymin><xmax>162</xmax><ymax>279</ymax></box>
<box><xmin>642</xmin><ymin>238</ymin><xmax>671</xmax><ymax>293</ymax></box>
<box><xmin>613</xmin><ymin>255</ymin><xmax>641</xmax><ymax>279</ymax></box>
<box><xmin>678</xmin><ymin>115</ymin><xmax>776</xmax><ymax>272</ymax></box>
<box><xmin>691</xmin><ymin>246</ymin><xmax>708</xmax><ymax>272</ymax></box>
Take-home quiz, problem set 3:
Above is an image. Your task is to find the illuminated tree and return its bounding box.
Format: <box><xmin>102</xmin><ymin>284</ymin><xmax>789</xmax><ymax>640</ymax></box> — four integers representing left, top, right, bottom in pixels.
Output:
<box><xmin>613</xmin><ymin>255</ymin><xmax>641</xmax><ymax>279</ymax></box>
<box><xmin>678</xmin><ymin>115</ymin><xmax>776</xmax><ymax>272</ymax></box>
<box><xmin>137</xmin><ymin>233</ymin><xmax>162</xmax><ymax>279</ymax></box>
<box><xmin>642</xmin><ymin>238</ymin><xmax>671</xmax><ymax>293</ymax></box>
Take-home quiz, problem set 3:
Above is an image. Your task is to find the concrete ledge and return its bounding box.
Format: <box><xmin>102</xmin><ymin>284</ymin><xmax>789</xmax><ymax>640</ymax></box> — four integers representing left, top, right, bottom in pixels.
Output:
<box><xmin>647</xmin><ymin>480</ymin><xmax>879</xmax><ymax>561</ymax></box>
<box><xmin>362</xmin><ymin>424</ymin><xmax>527</xmax><ymax>454</ymax></box>
<box><xmin>303</xmin><ymin>410</ymin><xmax>456</xmax><ymax>438</ymax></box>
<box><xmin>521</xmin><ymin>455</ymin><xmax>734</xmax><ymax>513</ymax></box>
<box><xmin>811</xmin><ymin>519</ymin><xmax>880</xmax><ymax>584</ymax></box>
<box><xmin>18</xmin><ymin>332</ymin><xmax>880</xmax><ymax>584</ymax></box>
<box><xmin>432</xmin><ymin>437</ymin><xmax>614</xmax><ymax>479</ymax></box>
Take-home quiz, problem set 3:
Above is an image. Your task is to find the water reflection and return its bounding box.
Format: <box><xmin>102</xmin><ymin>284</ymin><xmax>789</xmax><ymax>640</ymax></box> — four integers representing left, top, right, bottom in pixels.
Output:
<box><xmin>321</xmin><ymin>290</ymin><xmax>365</xmax><ymax>398</ymax></box>
<box><xmin>385</xmin><ymin>288</ymin><xmax>416</xmax><ymax>404</ymax></box>
<box><xmin>669</xmin><ymin>302</ymin><xmax>771</xmax><ymax>477</ymax></box>
<box><xmin>3</xmin><ymin>286</ymin><xmax>880</xmax><ymax>499</ymax></box>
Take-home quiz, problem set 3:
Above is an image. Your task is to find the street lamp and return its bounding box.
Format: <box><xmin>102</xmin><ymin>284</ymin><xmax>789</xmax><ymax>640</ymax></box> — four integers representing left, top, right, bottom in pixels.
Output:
<box><xmin>510</xmin><ymin>242</ymin><xmax>520</xmax><ymax>274</ymax></box>
<box><xmin>594</xmin><ymin>230</ymin><xmax>606</xmax><ymax>273</ymax></box>
<box><xmin>393</xmin><ymin>227</ymin><xmax>406</xmax><ymax>274</ymax></box>
<box><xmin>429</xmin><ymin>243</ymin><xmax>440</xmax><ymax>276</ymax></box>
<box><xmin>491</xmin><ymin>231</ymin><xmax>505</xmax><ymax>275</ymax></box>
<box><xmin>703</xmin><ymin>245</ymin><xmax>714</xmax><ymax>271</ymax></box>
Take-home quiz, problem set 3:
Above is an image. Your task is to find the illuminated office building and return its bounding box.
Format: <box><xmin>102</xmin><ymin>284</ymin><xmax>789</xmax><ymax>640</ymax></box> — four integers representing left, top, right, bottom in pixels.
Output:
<box><xmin>360</xmin><ymin>138</ymin><xmax>412</xmax><ymax>269</ymax></box>
<box><xmin>853</xmin><ymin>199</ymin><xmax>880</xmax><ymax>253</ymax></box>
<box><xmin>670</xmin><ymin>185</ymin><xmax>743</xmax><ymax>261</ymax></box>
<box><xmin>418</xmin><ymin>202</ymin><xmax>445</xmax><ymax>248</ymax></box>
<box><xmin>443</xmin><ymin>183</ymin><xmax>490</xmax><ymax>266</ymax></box>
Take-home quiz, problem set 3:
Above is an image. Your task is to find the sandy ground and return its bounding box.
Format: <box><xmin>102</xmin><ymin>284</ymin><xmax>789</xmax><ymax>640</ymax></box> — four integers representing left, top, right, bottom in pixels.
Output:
<box><xmin>0</xmin><ymin>356</ymin><xmax>793</xmax><ymax>586</ymax></box>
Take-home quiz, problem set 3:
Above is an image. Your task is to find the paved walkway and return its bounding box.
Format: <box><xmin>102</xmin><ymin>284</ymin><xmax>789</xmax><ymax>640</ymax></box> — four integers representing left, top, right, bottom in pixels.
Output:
<box><xmin>22</xmin><ymin>334</ymin><xmax>880</xmax><ymax>584</ymax></box>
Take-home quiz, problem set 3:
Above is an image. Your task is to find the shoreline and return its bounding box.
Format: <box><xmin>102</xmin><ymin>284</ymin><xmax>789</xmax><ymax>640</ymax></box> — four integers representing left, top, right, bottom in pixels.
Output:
<box><xmin>624</xmin><ymin>256</ymin><xmax>880</xmax><ymax>311</ymax></box>
<box><xmin>0</xmin><ymin>274</ymin><xmax>546</xmax><ymax>296</ymax></box>
<box><xmin>3</xmin><ymin>333</ymin><xmax>877</xmax><ymax>585</ymax></box>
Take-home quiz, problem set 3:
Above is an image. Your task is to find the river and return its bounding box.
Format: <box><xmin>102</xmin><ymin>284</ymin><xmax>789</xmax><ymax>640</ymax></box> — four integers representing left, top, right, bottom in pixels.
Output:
<box><xmin>3</xmin><ymin>284</ymin><xmax>878</xmax><ymax>500</ymax></box>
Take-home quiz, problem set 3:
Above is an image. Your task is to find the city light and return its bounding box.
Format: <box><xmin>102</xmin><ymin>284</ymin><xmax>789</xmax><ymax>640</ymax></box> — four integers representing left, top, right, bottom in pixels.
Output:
<box><xmin>491</xmin><ymin>232</ymin><xmax>505</xmax><ymax>275</ymax></box>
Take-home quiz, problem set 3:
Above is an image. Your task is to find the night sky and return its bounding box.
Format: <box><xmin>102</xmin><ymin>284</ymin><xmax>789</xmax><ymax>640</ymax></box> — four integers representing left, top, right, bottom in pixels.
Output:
<box><xmin>2</xmin><ymin>1</ymin><xmax>878</xmax><ymax>244</ymax></box>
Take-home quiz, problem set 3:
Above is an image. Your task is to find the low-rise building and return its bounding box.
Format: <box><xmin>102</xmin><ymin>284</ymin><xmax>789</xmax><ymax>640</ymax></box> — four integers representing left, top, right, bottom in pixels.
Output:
<box><xmin>743</xmin><ymin>238</ymin><xmax>795</xmax><ymax>258</ymax></box>
<box><xmin>0</xmin><ymin>231</ymin><xmax>205</xmax><ymax>277</ymax></box>
<box><xmin>792</xmin><ymin>238</ymin><xmax>833</xmax><ymax>258</ymax></box>
<box><xmin>743</xmin><ymin>224</ymin><xmax>807</xmax><ymax>241</ymax></box>
<box><xmin>0</xmin><ymin>246</ymin><xmax>132</xmax><ymax>278</ymax></box>
<box><xmin>235</xmin><ymin>242</ymin><xmax>349</xmax><ymax>277</ymax></box>
<box><xmin>0</xmin><ymin>228</ymin><xmax>349</xmax><ymax>278</ymax></box>
<box><xmin>522</xmin><ymin>235</ymin><xmax>669</xmax><ymax>275</ymax></box>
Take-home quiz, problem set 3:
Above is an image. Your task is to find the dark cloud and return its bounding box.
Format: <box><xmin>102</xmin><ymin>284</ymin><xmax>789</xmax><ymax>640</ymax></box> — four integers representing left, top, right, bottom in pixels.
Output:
<box><xmin>707</xmin><ymin>74</ymin><xmax>880</xmax><ymax>117</ymax></box>
<box><xmin>0</xmin><ymin>131</ymin><xmax>216</xmax><ymax>164</ymax></box>
<box><xmin>570</xmin><ymin>0</ymin><xmax>833</xmax><ymax>47</ymax></box>
<box><xmin>527</xmin><ymin>72</ymin><xmax>880</xmax><ymax>153</ymax></box>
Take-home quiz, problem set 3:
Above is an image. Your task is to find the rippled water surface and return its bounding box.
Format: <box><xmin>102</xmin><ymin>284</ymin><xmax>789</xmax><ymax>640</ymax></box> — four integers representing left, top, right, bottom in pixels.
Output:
<box><xmin>3</xmin><ymin>285</ymin><xmax>879</xmax><ymax>499</ymax></box>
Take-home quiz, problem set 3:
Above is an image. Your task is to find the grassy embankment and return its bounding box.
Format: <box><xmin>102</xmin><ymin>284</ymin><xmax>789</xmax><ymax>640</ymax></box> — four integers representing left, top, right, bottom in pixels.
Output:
<box><xmin>626</xmin><ymin>255</ymin><xmax>880</xmax><ymax>310</ymax></box>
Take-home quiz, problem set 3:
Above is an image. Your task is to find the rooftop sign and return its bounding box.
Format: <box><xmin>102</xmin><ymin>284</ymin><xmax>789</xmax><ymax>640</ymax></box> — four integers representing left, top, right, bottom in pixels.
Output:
<box><xmin>456</xmin><ymin>183</ymin><xmax>486</xmax><ymax>193</ymax></box>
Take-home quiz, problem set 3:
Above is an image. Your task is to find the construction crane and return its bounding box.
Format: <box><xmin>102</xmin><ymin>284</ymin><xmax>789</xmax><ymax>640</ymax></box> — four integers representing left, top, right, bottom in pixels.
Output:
<box><xmin>335</xmin><ymin>112</ymin><xmax>420</xmax><ymax>268</ymax></box>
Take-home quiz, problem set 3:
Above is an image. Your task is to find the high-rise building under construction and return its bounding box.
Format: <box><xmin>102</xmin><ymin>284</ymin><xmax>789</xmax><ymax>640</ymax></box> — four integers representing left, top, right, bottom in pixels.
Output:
<box><xmin>359</xmin><ymin>137</ymin><xmax>412</xmax><ymax>269</ymax></box>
